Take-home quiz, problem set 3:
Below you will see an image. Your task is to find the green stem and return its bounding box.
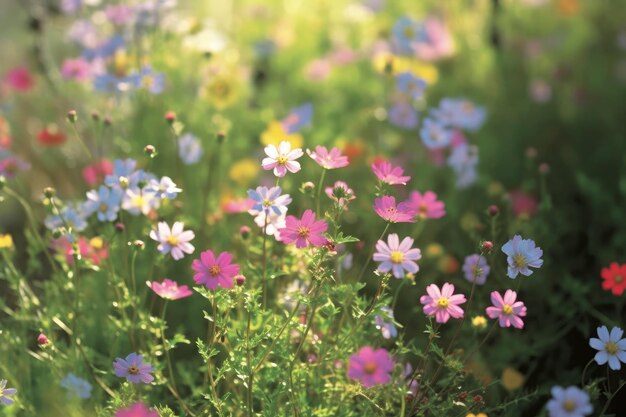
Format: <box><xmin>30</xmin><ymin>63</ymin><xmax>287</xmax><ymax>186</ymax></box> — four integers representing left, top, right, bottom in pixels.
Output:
<box><xmin>254</xmin><ymin>301</ymin><xmax>301</xmax><ymax>373</ymax></box>
<box><xmin>315</xmin><ymin>169</ymin><xmax>326</xmax><ymax>215</ymax></box>
<box><xmin>69</xmin><ymin>122</ymin><xmax>93</xmax><ymax>161</ymax></box>
<box><xmin>598</xmin><ymin>380</ymin><xmax>626</xmax><ymax>417</ymax></box>
<box><xmin>261</xmin><ymin>220</ymin><xmax>268</xmax><ymax>310</ymax></box>
<box><xmin>581</xmin><ymin>358</ymin><xmax>594</xmax><ymax>387</ymax></box>
<box><xmin>246</xmin><ymin>303</ymin><xmax>254</xmax><ymax>417</ymax></box>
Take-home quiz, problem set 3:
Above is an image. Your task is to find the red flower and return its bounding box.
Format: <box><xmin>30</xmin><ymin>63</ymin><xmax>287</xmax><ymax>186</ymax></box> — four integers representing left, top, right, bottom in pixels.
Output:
<box><xmin>37</xmin><ymin>126</ymin><xmax>66</xmax><ymax>146</ymax></box>
<box><xmin>601</xmin><ymin>262</ymin><xmax>626</xmax><ymax>296</ymax></box>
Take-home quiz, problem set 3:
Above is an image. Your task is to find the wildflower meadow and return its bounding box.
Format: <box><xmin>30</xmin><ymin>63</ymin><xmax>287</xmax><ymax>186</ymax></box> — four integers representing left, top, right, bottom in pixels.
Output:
<box><xmin>1</xmin><ymin>1</ymin><xmax>625</xmax><ymax>416</ymax></box>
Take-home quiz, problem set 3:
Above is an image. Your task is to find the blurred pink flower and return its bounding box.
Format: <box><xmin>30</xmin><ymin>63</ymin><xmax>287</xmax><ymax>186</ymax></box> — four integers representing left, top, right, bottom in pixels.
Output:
<box><xmin>371</xmin><ymin>160</ymin><xmax>411</xmax><ymax>185</ymax></box>
<box><xmin>146</xmin><ymin>278</ymin><xmax>193</xmax><ymax>300</ymax></box>
<box><xmin>116</xmin><ymin>403</ymin><xmax>159</xmax><ymax>417</ymax></box>
<box><xmin>373</xmin><ymin>196</ymin><xmax>416</xmax><ymax>223</ymax></box>
<box><xmin>53</xmin><ymin>236</ymin><xmax>108</xmax><ymax>266</ymax></box>
<box><xmin>509</xmin><ymin>190</ymin><xmax>538</xmax><ymax>218</ymax></box>
<box><xmin>82</xmin><ymin>159</ymin><xmax>113</xmax><ymax>186</ymax></box>
<box><xmin>4</xmin><ymin>66</ymin><xmax>34</xmax><ymax>91</ymax></box>
<box><xmin>307</xmin><ymin>145</ymin><xmax>349</xmax><ymax>169</ymax></box>
<box><xmin>61</xmin><ymin>58</ymin><xmax>92</xmax><ymax>82</ymax></box>
<box><xmin>404</xmin><ymin>191</ymin><xmax>446</xmax><ymax>219</ymax></box>
<box><xmin>305</xmin><ymin>59</ymin><xmax>332</xmax><ymax>82</ymax></box>
<box><xmin>529</xmin><ymin>79</ymin><xmax>552</xmax><ymax>103</ymax></box>
<box><xmin>347</xmin><ymin>346</ymin><xmax>394</xmax><ymax>388</ymax></box>
<box><xmin>412</xmin><ymin>18</ymin><xmax>455</xmax><ymax>61</ymax></box>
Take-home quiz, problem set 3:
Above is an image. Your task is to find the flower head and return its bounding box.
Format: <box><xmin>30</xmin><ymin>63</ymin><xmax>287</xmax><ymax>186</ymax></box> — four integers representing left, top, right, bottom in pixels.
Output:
<box><xmin>373</xmin><ymin>234</ymin><xmax>421</xmax><ymax>278</ymax></box>
<box><xmin>306</xmin><ymin>145</ymin><xmax>349</xmax><ymax>169</ymax></box>
<box><xmin>82</xmin><ymin>159</ymin><xmax>113</xmax><ymax>186</ymax></box>
<box><xmin>373</xmin><ymin>196</ymin><xmax>416</xmax><ymax>223</ymax></box>
<box><xmin>485</xmin><ymin>290</ymin><xmax>527</xmax><ymax>329</ymax></box>
<box><xmin>371</xmin><ymin>160</ymin><xmax>411</xmax><ymax>185</ymax></box>
<box><xmin>0</xmin><ymin>379</ymin><xmax>17</xmax><ymax>405</ymax></box>
<box><xmin>60</xmin><ymin>373</ymin><xmax>92</xmax><ymax>399</ymax></box>
<box><xmin>462</xmin><ymin>254</ymin><xmax>490</xmax><ymax>285</ymax></box>
<box><xmin>145</xmin><ymin>177</ymin><xmax>181</xmax><ymax>200</ymax></box>
<box><xmin>261</xmin><ymin>141</ymin><xmax>303</xmax><ymax>177</ymax></box>
<box><xmin>589</xmin><ymin>325</ymin><xmax>626</xmax><ymax>370</ymax></box>
<box><xmin>146</xmin><ymin>278</ymin><xmax>193</xmax><ymax>301</ymax></box>
<box><xmin>83</xmin><ymin>186</ymin><xmax>123</xmax><ymax>222</ymax></box>
<box><xmin>501</xmin><ymin>235</ymin><xmax>543</xmax><ymax>279</ymax></box>
<box><xmin>420</xmin><ymin>118</ymin><xmax>452</xmax><ymax>150</ymax></box>
<box><xmin>115</xmin><ymin>402</ymin><xmax>159</xmax><ymax>417</ymax></box>
<box><xmin>178</xmin><ymin>133</ymin><xmax>204</xmax><ymax>165</ymax></box>
<box><xmin>420</xmin><ymin>283</ymin><xmax>466</xmax><ymax>323</ymax></box>
<box><xmin>192</xmin><ymin>250</ymin><xmax>240</xmax><ymax>290</ymax></box>
<box><xmin>396</xmin><ymin>72</ymin><xmax>427</xmax><ymax>100</ymax></box>
<box><xmin>600</xmin><ymin>262</ymin><xmax>626</xmax><ymax>296</ymax></box>
<box><xmin>374</xmin><ymin>307</ymin><xmax>398</xmax><ymax>339</ymax></box>
<box><xmin>281</xmin><ymin>103</ymin><xmax>313</xmax><ymax>133</ymax></box>
<box><xmin>546</xmin><ymin>386</ymin><xmax>592</xmax><ymax>417</ymax></box>
<box><xmin>389</xmin><ymin>103</ymin><xmax>418</xmax><ymax>129</ymax></box>
<box><xmin>347</xmin><ymin>346</ymin><xmax>395</xmax><ymax>388</ymax></box>
<box><xmin>280</xmin><ymin>210</ymin><xmax>328</xmax><ymax>248</ymax></box>
<box><xmin>405</xmin><ymin>191</ymin><xmax>445</xmax><ymax>219</ymax></box>
<box><xmin>149</xmin><ymin>222</ymin><xmax>195</xmax><ymax>260</ymax></box>
<box><xmin>248</xmin><ymin>186</ymin><xmax>292</xmax><ymax>216</ymax></box>
<box><xmin>113</xmin><ymin>353</ymin><xmax>154</xmax><ymax>384</ymax></box>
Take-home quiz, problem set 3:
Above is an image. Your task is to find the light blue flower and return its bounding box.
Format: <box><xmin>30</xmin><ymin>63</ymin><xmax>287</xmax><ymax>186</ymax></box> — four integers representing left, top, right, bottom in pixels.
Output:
<box><xmin>0</xmin><ymin>379</ymin><xmax>16</xmax><ymax>405</ymax></box>
<box><xmin>83</xmin><ymin>186</ymin><xmax>123</xmax><ymax>222</ymax></box>
<box><xmin>546</xmin><ymin>386</ymin><xmax>592</xmax><ymax>417</ymax></box>
<box><xmin>432</xmin><ymin>98</ymin><xmax>487</xmax><ymax>132</ymax></box>
<box><xmin>248</xmin><ymin>186</ymin><xmax>292</xmax><ymax>216</ymax></box>
<box><xmin>396</xmin><ymin>72</ymin><xmax>427</xmax><ymax>100</ymax></box>
<box><xmin>420</xmin><ymin>117</ymin><xmax>452</xmax><ymax>149</ymax></box>
<box><xmin>374</xmin><ymin>306</ymin><xmax>398</xmax><ymax>339</ymax></box>
<box><xmin>389</xmin><ymin>102</ymin><xmax>418</xmax><ymax>129</ymax></box>
<box><xmin>45</xmin><ymin>206</ymin><xmax>88</xmax><ymax>232</ymax></box>
<box><xmin>105</xmin><ymin>159</ymin><xmax>137</xmax><ymax>189</ymax></box>
<box><xmin>60</xmin><ymin>373</ymin><xmax>92</xmax><ymax>399</ymax></box>
<box><xmin>501</xmin><ymin>235</ymin><xmax>543</xmax><ymax>279</ymax></box>
<box><xmin>281</xmin><ymin>103</ymin><xmax>313</xmax><ymax>133</ymax></box>
<box><xmin>589</xmin><ymin>326</ymin><xmax>626</xmax><ymax>371</ymax></box>
<box><xmin>447</xmin><ymin>144</ymin><xmax>479</xmax><ymax>189</ymax></box>
<box><xmin>392</xmin><ymin>16</ymin><xmax>423</xmax><ymax>55</ymax></box>
<box><xmin>178</xmin><ymin>133</ymin><xmax>204</xmax><ymax>165</ymax></box>
<box><xmin>146</xmin><ymin>176</ymin><xmax>181</xmax><ymax>200</ymax></box>
<box><xmin>130</xmin><ymin>66</ymin><xmax>165</xmax><ymax>94</ymax></box>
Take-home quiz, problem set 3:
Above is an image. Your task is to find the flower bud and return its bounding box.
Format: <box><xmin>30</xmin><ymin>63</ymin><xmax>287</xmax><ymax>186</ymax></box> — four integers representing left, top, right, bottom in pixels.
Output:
<box><xmin>239</xmin><ymin>226</ymin><xmax>251</xmax><ymax>240</ymax></box>
<box><xmin>104</xmin><ymin>116</ymin><xmax>112</xmax><ymax>126</ymax></box>
<box><xmin>235</xmin><ymin>274</ymin><xmax>246</xmax><ymax>286</ymax></box>
<box><xmin>525</xmin><ymin>147</ymin><xmax>537</xmax><ymax>159</ymax></box>
<box><xmin>114</xmin><ymin>222</ymin><xmax>125</xmax><ymax>233</ymax></box>
<box><xmin>43</xmin><ymin>187</ymin><xmax>56</xmax><ymax>198</ymax></box>
<box><xmin>119</xmin><ymin>176</ymin><xmax>129</xmax><ymax>189</ymax></box>
<box><xmin>52</xmin><ymin>229</ymin><xmax>62</xmax><ymax>239</ymax></box>
<box><xmin>130</xmin><ymin>240</ymin><xmax>145</xmax><ymax>250</ymax></box>
<box><xmin>481</xmin><ymin>241</ymin><xmax>494</xmax><ymax>254</ymax></box>
<box><xmin>487</xmin><ymin>205</ymin><xmax>499</xmax><ymax>217</ymax></box>
<box><xmin>164</xmin><ymin>111</ymin><xmax>176</xmax><ymax>124</ymax></box>
<box><xmin>66</xmin><ymin>110</ymin><xmax>77</xmax><ymax>123</ymax></box>
<box><xmin>216</xmin><ymin>132</ymin><xmax>225</xmax><ymax>144</ymax></box>
<box><xmin>91</xmin><ymin>111</ymin><xmax>100</xmax><ymax>122</ymax></box>
<box><xmin>144</xmin><ymin>145</ymin><xmax>157</xmax><ymax>157</ymax></box>
<box><xmin>539</xmin><ymin>163</ymin><xmax>550</xmax><ymax>175</ymax></box>
<box><xmin>37</xmin><ymin>333</ymin><xmax>50</xmax><ymax>347</ymax></box>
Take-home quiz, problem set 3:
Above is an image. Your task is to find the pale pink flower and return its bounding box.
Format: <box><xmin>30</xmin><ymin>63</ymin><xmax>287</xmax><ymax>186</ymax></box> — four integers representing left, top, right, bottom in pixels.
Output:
<box><xmin>420</xmin><ymin>283</ymin><xmax>466</xmax><ymax>323</ymax></box>
<box><xmin>306</xmin><ymin>145</ymin><xmax>349</xmax><ymax>169</ymax></box>
<box><xmin>371</xmin><ymin>160</ymin><xmax>411</xmax><ymax>185</ymax></box>
<box><xmin>146</xmin><ymin>278</ymin><xmax>193</xmax><ymax>300</ymax></box>
<box><xmin>404</xmin><ymin>191</ymin><xmax>446</xmax><ymax>219</ymax></box>
<box><xmin>373</xmin><ymin>196</ymin><xmax>416</xmax><ymax>223</ymax></box>
<box><xmin>486</xmin><ymin>290</ymin><xmax>527</xmax><ymax>329</ymax></box>
<box><xmin>373</xmin><ymin>234</ymin><xmax>421</xmax><ymax>278</ymax></box>
<box><xmin>261</xmin><ymin>141</ymin><xmax>303</xmax><ymax>177</ymax></box>
<box><xmin>149</xmin><ymin>222</ymin><xmax>195</xmax><ymax>260</ymax></box>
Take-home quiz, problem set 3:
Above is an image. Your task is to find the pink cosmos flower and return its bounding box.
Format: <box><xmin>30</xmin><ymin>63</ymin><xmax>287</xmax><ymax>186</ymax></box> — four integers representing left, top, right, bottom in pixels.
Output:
<box><xmin>371</xmin><ymin>160</ymin><xmax>411</xmax><ymax>185</ymax></box>
<box><xmin>404</xmin><ymin>191</ymin><xmax>446</xmax><ymax>219</ymax></box>
<box><xmin>347</xmin><ymin>346</ymin><xmax>394</xmax><ymax>388</ymax></box>
<box><xmin>486</xmin><ymin>290</ymin><xmax>527</xmax><ymax>329</ymax></box>
<box><xmin>116</xmin><ymin>403</ymin><xmax>159</xmax><ymax>417</ymax></box>
<box><xmin>306</xmin><ymin>145</ymin><xmax>349</xmax><ymax>169</ymax></box>
<box><xmin>82</xmin><ymin>159</ymin><xmax>113</xmax><ymax>186</ymax></box>
<box><xmin>279</xmin><ymin>209</ymin><xmax>328</xmax><ymax>248</ymax></box>
<box><xmin>261</xmin><ymin>141</ymin><xmax>304</xmax><ymax>177</ymax></box>
<box><xmin>146</xmin><ymin>278</ymin><xmax>193</xmax><ymax>300</ymax></box>
<box><xmin>373</xmin><ymin>196</ymin><xmax>416</xmax><ymax>223</ymax></box>
<box><xmin>373</xmin><ymin>234</ymin><xmax>422</xmax><ymax>278</ymax></box>
<box><xmin>61</xmin><ymin>58</ymin><xmax>92</xmax><ymax>81</ymax></box>
<box><xmin>420</xmin><ymin>283</ymin><xmax>466</xmax><ymax>323</ymax></box>
<box><xmin>149</xmin><ymin>222</ymin><xmax>195</xmax><ymax>260</ymax></box>
<box><xmin>4</xmin><ymin>66</ymin><xmax>34</xmax><ymax>91</ymax></box>
<box><xmin>192</xmin><ymin>250</ymin><xmax>240</xmax><ymax>290</ymax></box>
<box><xmin>222</xmin><ymin>197</ymin><xmax>255</xmax><ymax>214</ymax></box>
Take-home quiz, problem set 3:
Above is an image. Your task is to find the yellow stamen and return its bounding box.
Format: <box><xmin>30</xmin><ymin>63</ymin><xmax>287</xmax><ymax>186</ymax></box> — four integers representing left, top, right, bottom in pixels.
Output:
<box><xmin>390</xmin><ymin>251</ymin><xmax>404</xmax><ymax>264</ymax></box>
<box><xmin>127</xmin><ymin>365</ymin><xmax>140</xmax><ymax>375</ymax></box>
<box><xmin>297</xmin><ymin>226</ymin><xmax>310</xmax><ymax>238</ymax></box>
<box><xmin>363</xmin><ymin>362</ymin><xmax>377</xmax><ymax>375</ymax></box>
<box><xmin>563</xmin><ymin>399</ymin><xmax>576</xmax><ymax>412</ymax></box>
<box><xmin>277</xmin><ymin>155</ymin><xmax>289</xmax><ymax>165</ymax></box>
<box><xmin>209</xmin><ymin>265</ymin><xmax>221</xmax><ymax>277</ymax></box>
<box><xmin>606</xmin><ymin>341</ymin><xmax>619</xmax><ymax>355</ymax></box>
<box><xmin>166</xmin><ymin>235</ymin><xmax>179</xmax><ymax>246</ymax></box>
<box><xmin>502</xmin><ymin>304</ymin><xmax>513</xmax><ymax>315</ymax></box>
<box><xmin>513</xmin><ymin>254</ymin><xmax>527</xmax><ymax>269</ymax></box>
<box><xmin>437</xmin><ymin>297</ymin><xmax>449</xmax><ymax>308</ymax></box>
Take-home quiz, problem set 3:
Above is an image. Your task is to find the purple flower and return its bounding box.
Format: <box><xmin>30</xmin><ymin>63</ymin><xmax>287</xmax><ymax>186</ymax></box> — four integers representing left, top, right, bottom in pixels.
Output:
<box><xmin>178</xmin><ymin>133</ymin><xmax>203</xmax><ymax>165</ymax></box>
<box><xmin>60</xmin><ymin>373</ymin><xmax>92</xmax><ymax>399</ymax></box>
<box><xmin>113</xmin><ymin>353</ymin><xmax>154</xmax><ymax>384</ymax></box>
<box><xmin>546</xmin><ymin>386</ymin><xmax>592</xmax><ymax>417</ymax></box>
<box><xmin>0</xmin><ymin>380</ymin><xmax>17</xmax><ymax>405</ymax></box>
<box><xmin>373</xmin><ymin>233</ymin><xmax>421</xmax><ymax>278</ymax></box>
<box><xmin>281</xmin><ymin>103</ymin><xmax>313</xmax><ymax>133</ymax></box>
<box><xmin>501</xmin><ymin>235</ymin><xmax>543</xmax><ymax>279</ymax></box>
<box><xmin>420</xmin><ymin>117</ymin><xmax>452</xmax><ymax>150</ymax></box>
<box><xmin>396</xmin><ymin>72</ymin><xmax>427</xmax><ymax>100</ymax></box>
<box><xmin>374</xmin><ymin>306</ymin><xmax>398</xmax><ymax>339</ymax></box>
<box><xmin>462</xmin><ymin>254</ymin><xmax>490</xmax><ymax>285</ymax></box>
<box><xmin>389</xmin><ymin>102</ymin><xmax>418</xmax><ymax>129</ymax></box>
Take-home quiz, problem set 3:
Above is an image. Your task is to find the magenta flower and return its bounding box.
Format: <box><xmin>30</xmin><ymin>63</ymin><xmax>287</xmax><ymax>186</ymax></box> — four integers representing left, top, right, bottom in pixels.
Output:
<box><xmin>373</xmin><ymin>196</ymin><xmax>416</xmax><ymax>223</ymax></box>
<box><xmin>261</xmin><ymin>141</ymin><xmax>303</xmax><ymax>177</ymax></box>
<box><xmin>146</xmin><ymin>278</ymin><xmax>193</xmax><ymax>300</ymax></box>
<box><xmin>405</xmin><ymin>191</ymin><xmax>446</xmax><ymax>219</ymax></box>
<box><xmin>113</xmin><ymin>353</ymin><xmax>154</xmax><ymax>384</ymax></box>
<box><xmin>486</xmin><ymin>290</ymin><xmax>527</xmax><ymax>329</ymax></box>
<box><xmin>371</xmin><ymin>160</ymin><xmax>411</xmax><ymax>185</ymax></box>
<box><xmin>373</xmin><ymin>234</ymin><xmax>422</xmax><ymax>278</ymax></box>
<box><xmin>280</xmin><ymin>209</ymin><xmax>328</xmax><ymax>248</ymax></box>
<box><xmin>149</xmin><ymin>222</ymin><xmax>195</xmax><ymax>261</ymax></box>
<box><xmin>420</xmin><ymin>283</ymin><xmax>466</xmax><ymax>323</ymax></box>
<box><xmin>306</xmin><ymin>145</ymin><xmax>349</xmax><ymax>169</ymax></box>
<box><xmin>192</xmin><ymin>250</ymin><xmax>240</xmax><ymax>290</ymax></box>
<box><xmin>116</xmin><ymin>403</ymin><xmax>159</xmax><ymax>417</ymax></box>
<box><xmin>347</xmin><ymin>346</ymin><xmax>394</xmax><ymax>388</ymax></box>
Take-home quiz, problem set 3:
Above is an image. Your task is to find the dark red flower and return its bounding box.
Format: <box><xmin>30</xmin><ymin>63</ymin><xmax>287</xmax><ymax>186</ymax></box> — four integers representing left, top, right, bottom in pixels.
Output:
<box><xmin>601</xmin><ymin>262</ymin><xmax>626</xmax><ymax>296</ymax></box>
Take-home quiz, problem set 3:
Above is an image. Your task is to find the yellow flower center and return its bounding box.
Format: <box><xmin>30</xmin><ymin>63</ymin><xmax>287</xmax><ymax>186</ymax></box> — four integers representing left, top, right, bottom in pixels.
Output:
<box><xmin>0</xmin><ymin>234</ymin><xmax>14</xmax><ymax>249</ymax></box>
<box><xmin>127</xmin><ymin>365</ymin><xmax>140</xmax><ymax>375</ymax></box>
<box><xmin>277</xmin><ymin>155</ymin><xmax>289</xmax><ymax>165</ymax></box>
<box><xmin>615</xmin><ymin>275</ymin><xmax>623</xmax><ymax>283</ymax></box>
<box><xmin>363</xmin><ymin>362</ymin><xmax>377</xmax><ymax>375</ymax></box>
<box><xmin>89</xmin><ymin>237</ymin><xmax>104</xmax><ymax>250</ymax></box>
<box><xmin>606</xmin><ymin>341</ymin><xmax>619</xmax><ymax>355</ymax></box>
<box><xmin>99</xmin><ymin>203</ymin><xmax>108</xmax><ymax>212</ymax></box>
<box><xmin>437</xmin><ymin>297</ymin><xmax>449</xmax><ymax>308</ymax></box>
<box><xmin>513</xmin><ymin>254</ymin><xmax>527</xmax><ymax>269</ymax></box>
<box><xmin>502</xmin><ymin>304</ymin><xmax>513</xmax><ymax>315</ymax></box>
<box><xmin>297</xmin><ymin>226</ymin><xmax>310</xmax><ymax>238</ymax></box>
<box><xmin>390</xmin><ymin>251</ymin><xmax>404</xmax><ymax>264</ymax></box>
<box><xmin>209</xmin><ymin>265</ymin><xmax>221</xmax><ymax>277</ymax></box>
<box><xmin>563</xmin><ymin>399</ymin><xmax>576</xmax><ymax>412</ymax></box>
<box><xmin>141</xmin><ymin>75</ymin><xmax>154</xmax><ymax>89</ymax></box>
<box><xmin>132</xmin><ymin>195</ymin><xmax>145</xmax><ymax>207</ymax></box>
<box><xmin>166</xmin><ymin>235</ymin><xmax>179</xmax><ymax>246</ymax></box>
<box><xmin>262</xmin><ymin>199</ymin><xmax>272</xmax><ymax>207</ymax></box>
<box><xmin>403</xmin><ymin>27</ymin><xmax>415</xmax><ymax>39</ymax></box>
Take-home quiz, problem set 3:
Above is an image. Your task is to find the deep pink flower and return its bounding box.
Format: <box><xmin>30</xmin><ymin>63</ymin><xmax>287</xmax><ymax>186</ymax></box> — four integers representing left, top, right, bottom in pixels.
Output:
<box><xmin>404</xmin><ymin>191</ymin><xmax>446</xmax><ymax>219</ymax></box>
<box><xmin>420</xmin><ymin>283</ymin><xmax>466</xmax><ymax>323</ymax></box>
<box><xmin>116</xmin><ymin>402</ymin><xmax>159</xmax><ymax>417</ymax></box>
<box><xmin>486</xmin><ymin>290</ymin><xmax>527</xmax><ymax>329</ymax></box>
<box><xmin>373</xmin><ymin>234</ymin><xmax>421</xmax><ymax>278</ymax></box>
<box><xmin>373</xmin><ymin>196</ymin><xmax>416</xmax><ymax>223</ymax></box>
<box><xmin>371</xmin><ymin>160</ymin><xmax>411</xmax><ymax>185</ymax></box>
<box><xmin>146</xmin><ymin>278</ymin><xmax>193</xmax><ymax>300</ymax></box>
<box><xmin>347</xmin><ymin>346</ymin><xmax>394</xmax><ymax>388</ymax></box>
<box><xmin>262</xmin><ymin>141</ymin><xmax>303</xmax><ymax>177</ymax></box>
<box><xmin>192</xmin><ymin>250</ymin><xmax>240</xmax><ymax>290</ymax></box>
<box><xmin>82</xmin><ymin>159</ymin><xmax>113</xmax><ymax>186</ymax></box>
<box><xmin>4</xmin><ymin>66</ymin><xmax>34</xmax><ymax>91</ymax></box>
<box><xmin>280</xmin><ymin>209</ymin><xmax>328</xmax><ymax>248</ymax></box>
<box><xmin>306</xmin><ymin>146</ymin><xmax>349</xmax><ymax>169</ymax></box>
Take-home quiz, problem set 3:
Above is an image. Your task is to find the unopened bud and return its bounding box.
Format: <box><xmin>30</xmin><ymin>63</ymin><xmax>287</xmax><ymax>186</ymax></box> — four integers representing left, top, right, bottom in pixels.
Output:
<box><xmin>51</xmin><ymin>229</ymin><xmax>62</xmax><ymax>239</ymax></box>
<box><xmin>91</xmin><ymin>111</ymin><xmax>100</xmax><ymax>122</ymax></box>
<box><xmin>114</xmin><ymin>222</ymin><xmax>125</xmax><ymax>233</ymax></box>
<box><xmin>164</xmin><ymin>111</ymin><xmax>176</xmax><ymax>124</ymax></box>
<box><xmin>525</xmin><ymin>147</ymin><xmax>537</xmax><ymax>159</ymax></box>
<box><xmin>301</xmin><ymin>181</ymin><xmax>315</xmax><ymax>193</ymax></box>
<box><xmin>487</xmin><ymin>205</ymin><xmax>499</xmax><ymax>217</ymax></box>
<box><xmin>216</xmin><ymin>132</ymin><xmax>225</xmax><ymax>144</ymax></box>
<box><xmin>66</xmin><ymin>110</ymin><xmax>77</xmax><ymax>123</ymax></box>
<box><xmin>239</xmin><ymin>226</ymin><xmax>251</xmax><ymax>240</ymax></box>
<box><xmin>144</xmin><ymin>145</ymin><xmax>156</xmax><ymax>157</ymax></box>
<box><xmin>235</xmin><ymin>274</ymin><xmax>246</xmax><ymax>286</ymax></box>
<box><xmin>539</xmin><ymin>163</ymin><xmax>550</xmax><ymax>175</ymax></box>
<box><xmin>130</xmin><ymin>239</ymin><xmax>145</xmax><ymax>250</ymax></box>
<box><xmin>104</xmin><ymin>116</ymin><xmax>112</xmax><ymax>126</ymax></box>
<box><xmin>37</xmin><ymin>333</ymin><xmax>50</xmax><ymax>347</ymax></box>
<box><xmin>481</xmin><ymin>241</ymin><xmax>494</xmax><ymax>254</ymax></box>
<box><xmin>43</xmin><ymin>187</ymin><xmax>56</xmax><ymax>198</ymax></box>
